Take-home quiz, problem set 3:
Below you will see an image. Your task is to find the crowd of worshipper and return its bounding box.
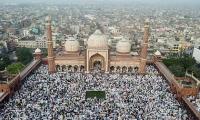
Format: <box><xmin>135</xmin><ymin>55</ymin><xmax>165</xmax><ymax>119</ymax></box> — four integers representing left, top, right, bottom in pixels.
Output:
<box><xmin>0</xmin><ymin>64</ymin><xmax>192</xmax><ymax>120</ymax></box>
<box><xmin>187</xmin><ymin>93</ymin><xmax>200</xmax><ymax>112</ymax></box>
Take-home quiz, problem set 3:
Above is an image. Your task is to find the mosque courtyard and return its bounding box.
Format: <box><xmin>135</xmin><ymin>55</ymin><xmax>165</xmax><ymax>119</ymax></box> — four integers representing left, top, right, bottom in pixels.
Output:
<box><xmin>0</xmin><ymin>64</ymin><xmax>192</xmax><ymax>120</ymax></box>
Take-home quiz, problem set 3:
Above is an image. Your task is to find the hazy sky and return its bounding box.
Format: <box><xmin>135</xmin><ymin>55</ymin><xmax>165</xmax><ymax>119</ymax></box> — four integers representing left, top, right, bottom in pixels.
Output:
<box><xmin>1</xmin><ymin>0</ymin><xmax>200</xmax><ymax>5</ymax></box>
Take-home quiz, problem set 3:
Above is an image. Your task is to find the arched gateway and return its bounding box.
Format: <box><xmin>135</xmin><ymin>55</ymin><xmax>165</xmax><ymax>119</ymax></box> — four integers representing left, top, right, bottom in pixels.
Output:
<box><xmin>86</xmin><ymin>48</ymin><xmax>109</xmax><ymax>73</ymax></box>
<box><xmin>85</xmin><ymin>30</ymin><xmax>109</xmax><ymax>73</ymax></box>
<box><xmin>89</xmin><ymin>53</ymin><xmax>105</xmax><ymax>71</ymax></box>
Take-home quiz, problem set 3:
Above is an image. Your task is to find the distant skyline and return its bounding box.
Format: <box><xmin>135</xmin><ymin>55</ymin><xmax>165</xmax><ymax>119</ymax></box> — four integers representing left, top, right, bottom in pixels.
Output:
<box><xmin>1</xmin><ymin>0</ymin><xmax>200</xmax><ymax>3</ymax></box>
<box><xmin>1</xmin><ymin>0</ymin><xmax>200</xmax><ymax>6</ymax></box>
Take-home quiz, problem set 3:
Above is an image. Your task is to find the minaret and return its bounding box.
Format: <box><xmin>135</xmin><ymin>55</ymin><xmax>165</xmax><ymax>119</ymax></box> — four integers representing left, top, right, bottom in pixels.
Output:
<box><xmin>46</xmin><ymin>16</ymin><xmax>55</xmax><ymax>73</ymax></box>
<box><xmin>139</xmin><ymin>20</ymin><xmax>150</xmax><ymax>74</ymax></box>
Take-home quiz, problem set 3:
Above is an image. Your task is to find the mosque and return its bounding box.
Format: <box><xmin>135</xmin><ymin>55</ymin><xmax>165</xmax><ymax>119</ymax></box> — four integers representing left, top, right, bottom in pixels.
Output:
<box><xmin>43</xmin><ymin>16</ymin><xmax>150</xmax><ymax>74</ymax></box>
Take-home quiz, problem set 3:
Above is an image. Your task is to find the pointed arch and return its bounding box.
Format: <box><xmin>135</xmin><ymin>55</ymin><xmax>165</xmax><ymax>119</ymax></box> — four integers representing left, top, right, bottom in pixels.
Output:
<box><xmin>89</xmin><ymin>53</ymin><xmax>105</xmax><ymax>71</ymax></box>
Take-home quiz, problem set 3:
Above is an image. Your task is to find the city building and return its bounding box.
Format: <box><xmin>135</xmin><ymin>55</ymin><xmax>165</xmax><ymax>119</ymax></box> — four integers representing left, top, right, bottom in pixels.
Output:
<box><xmin>17</xmin><ymin>36</ymin><xmax>56</xmax><ymax>48</ymax></box>
<box><xmin>192</xmin><ymin>48</ymin><xmax>200</xmax><ymax>63</ymax></box>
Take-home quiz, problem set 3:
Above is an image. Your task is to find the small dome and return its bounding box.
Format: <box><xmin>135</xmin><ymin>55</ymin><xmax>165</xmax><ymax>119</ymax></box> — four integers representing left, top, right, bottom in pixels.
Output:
<box><xmin>45</xmin><ymin>16</ymin><xmax>51</xmax><ymax>21</ymax></box>
<box><xmin>65</xmin><ymin>37</ymin><xmax>79</xmax><ymax>52</ymax></box>
<box><xmin>35</xmin><ymin>48</ymin><xmax>41</xmax><ymax>53</ymax></box>
<box><xmin>154</xmin><ymin>50</ymin><xmax>161</xmax><ymax>56</ymax></box>
<box><xmin>116</xmin><ymin>38</ymin><xmax>131</xmax><ymax>53</ymax></box>
<box><xmin>131</xmin><ymin>52</ymin><xmax>139</xmax><ymax>56</ymax></box>
<box><xmin>145</xmin><ymin>18</ymin><xmax>150</xmax><ymax>23</ymax></box>
<box><xmin>87</xmin><ymin>30</ymin><xmax>108</xmax><ymax>49</ymax></box>
<box><xmin>108</xmin><ymin>39</ymin><xmax>112</xmax><ymax>46</ymax></box>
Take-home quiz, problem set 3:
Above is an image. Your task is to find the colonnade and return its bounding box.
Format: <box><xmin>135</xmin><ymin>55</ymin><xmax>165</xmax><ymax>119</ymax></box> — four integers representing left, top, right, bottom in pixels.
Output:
<box><xmin>56</xmin><ymin>65</ymin><xmax>85</xmax><ymax>72</ymax></box>
<box><xmin>109</xmin><ymin>66</ymin><xmax>139</xmax><ymax>73</ymax></box>
<box><xmin>56</xmin><ymin>65</ymin><xmax>139</xmax><ymax>73</ymax></box>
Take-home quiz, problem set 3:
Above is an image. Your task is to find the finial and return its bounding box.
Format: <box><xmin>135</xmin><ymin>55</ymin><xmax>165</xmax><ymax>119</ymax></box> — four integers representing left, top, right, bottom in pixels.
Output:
<box><xmin>35</xmin><ymin>48</ymin><xmax>41</xmax><ymax>53</ymax></box>
<box><xmin>144</xmin><ymin>19</ymin><xmax>150</xmax><ymax>28</ymax></box>
<box><xmin>45</xmin><ymin>16</ymin><xmax>51</xmax><ymax>25</ymax></box>
<box><xmin>45</xmin><ymin>16</ymin><xmax>51</xmax><ymax>21</ymax></box>
<box><xmin>94</xmin><ymin>29</ymin><xmax>102</xmax><ymax>35</ymax></box>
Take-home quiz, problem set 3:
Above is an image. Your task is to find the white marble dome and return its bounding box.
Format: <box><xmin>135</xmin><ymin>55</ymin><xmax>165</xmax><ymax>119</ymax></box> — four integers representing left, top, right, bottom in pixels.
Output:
<box><xmin>108</xmin><ymin>39</ymin><xmax>113</xmax><ymax>46</ymax></box>
<box><xmin>45</xmin><ymin>16</ymin><xmax>51</xmax><ymax>21</ymax></box>
<box><xmin>87</xmin><ymin>30</ymin><xmax>108</xmax><ymax>49</ymax></box>
<box><xmin>116</xmin><ymin>38</ymin><xmax>131</xmax><ymax>53</ymax></box>
<box><xmin>65</xmin><ymin>37</ymin><xmax>80</xmax><ymax>52</ymax></box>
<box><xmin>34</xmin><ymin>48</ymin><xmax>41</xmax><ymax>53</ymax></box>
<box><xmin>154</xmin><ymin>50</ymin><xmax>161</xmax><ymax>56</ymax></box>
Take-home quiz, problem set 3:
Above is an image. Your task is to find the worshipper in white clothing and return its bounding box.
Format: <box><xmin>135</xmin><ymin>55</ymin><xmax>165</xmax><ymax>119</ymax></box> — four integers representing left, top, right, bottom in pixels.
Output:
<box><xmin>0</xmin><ymin>65</ymin><xmax>193</xmax><ymax>120</ymax></box>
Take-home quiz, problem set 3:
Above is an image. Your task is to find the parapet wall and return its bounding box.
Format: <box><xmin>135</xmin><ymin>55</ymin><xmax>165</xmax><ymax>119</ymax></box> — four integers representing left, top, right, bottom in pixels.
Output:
<box><xmin>175</xmin><ymin>76</ymin><xmax>198</xmax><ymax>96</ymax></box>
<box><xmin>0</xmin><ymin>60</ymin><xmax>41</xmax><ymax>102</ymax></box>
<box><xmin>155</xmin><ymin>62</ymin><xmax>199</xmax><ymax>97</ymax></box>
<box><xmin>0</xmin><ymin>75</ymin><xmax>20</xmax><ymax>95</ymax></box>
<box><xmin>155</xmin><ymin>61</ymin><xmax>200</xmax><ymax>119</ymax></box>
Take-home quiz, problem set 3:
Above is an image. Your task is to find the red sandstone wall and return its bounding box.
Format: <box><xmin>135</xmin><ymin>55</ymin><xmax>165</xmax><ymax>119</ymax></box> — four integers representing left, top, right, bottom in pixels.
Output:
<box><xmin>155</xmin><ymin>62</ymin><xmax>198</xmax><ymax>97</ymax></box>
<box><xmin>0</xmin><ymin>84</ymin><xmax>10</xmax><ymax>93</ymax></box>
<box><xmin>42</xmin><ymin>58</ymin><xmax>48</xmax><ymax>65</ymax></box>
<box><xmin>0</xmin><ymin>75</ymin><xmax>20</xmax><ymax>94</ymax></box>
<box><xmin>179</xmin><ymin>87</ymin><xmax>198</xmax><ymax>96</ymax></box>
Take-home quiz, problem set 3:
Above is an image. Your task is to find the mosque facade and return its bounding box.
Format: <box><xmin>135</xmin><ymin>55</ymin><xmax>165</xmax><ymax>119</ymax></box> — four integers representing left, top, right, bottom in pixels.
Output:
<box><xmin>45</xmin><ymin>16</ymin><xmax>150</xmax><ymax>74</ymax></box>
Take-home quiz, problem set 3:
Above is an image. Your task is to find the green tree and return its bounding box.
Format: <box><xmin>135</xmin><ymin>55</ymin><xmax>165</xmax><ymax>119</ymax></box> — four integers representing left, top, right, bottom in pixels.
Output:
<box><xmin>197</xmin><ymin>63</ymin><xmax>200</xmax><ymax>69</ymax></box>
<box><xmin>7</xmin><ymin>63</ymin><xmax>24</xmax><ymax>75</ymax></box>
<box><xmin>2</xmin><ymin>55</ymin><xmax>11</xmax><ymax>65</ymax></box>
<box><xmin>163</xmin><ymin>54</ymin><xmax>200</xmax><ymax>79</ymax></box>
<box><xmin>163</xmin><ymin>55</ymin><xmax>196</xmax><ymax>76</ymax></box>
<box><xmin>0</xmin><ymin>60</ymin><xmax>6</xmax><ymax>71</ymax></box>
<box><xmin>168</xmin><ymin>65</ymin><xmax>185</xmax><ymax>77</ymax></box>
<box><xmin>180</xmin><ymin>56</ymin><xmax>196</xmax><ymax>70</ymax></box>
<box><xmin>193</xmin><ymin>70</ymin><xmax>200</xmax><ymax>79</ymax></box>
<box><xmin>0</xmin><ymin>43</ymin><xmax>4</xmax><ymax>48</ymax></box>
<box><xmin>0</xmin><ymin>54</ymin><xmax>11</xmax><ymax>71</ymax></box>
<box><xmin>163</xmin><ymin>58</ymin><xmax>179</xmax><ymax>67</ymax></box>
<box><xmin>16</xmin><ymin>47</ymin><xmax>33</xmax><ymax>65</ymax></box>
<box><xmin>188</xmin><ymin>65</ymin><xmax>200</xmax><ymax>79</ymax></box>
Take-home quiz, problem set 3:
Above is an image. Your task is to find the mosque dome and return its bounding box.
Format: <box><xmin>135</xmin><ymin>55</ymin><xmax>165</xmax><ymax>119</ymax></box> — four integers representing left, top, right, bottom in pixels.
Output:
<box><xmin>34</xmin><ymin>48</ymin><xmax>41</xmax><ymax>53</ymax></box>
<box><xmin>108</xmin><ymin>39</ymin><xmax>113</xmax><ymax>46</ymax></box>
<box><xmin>87</xmin><ymin>30</ymin><xmax>108</xmax><ymax>49</ymax></box>
<box><xmin>116</xmin><ymin>38</ymin><xmax>131</xmax><ymax>53</ymax></box>
<box><xmin>154</xmin><ymin>50</ymin><xmax>161</xmax><ymax>56</ymax></box>
<box><xmin>45</xmin><ymin>16</ymin><xmax>51</xmax><ymax>21</ymax></box>
<box><xmin>64</xmin><ymin>37</ymin><xmax>80</xmax><ymax>52</ymax></box>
